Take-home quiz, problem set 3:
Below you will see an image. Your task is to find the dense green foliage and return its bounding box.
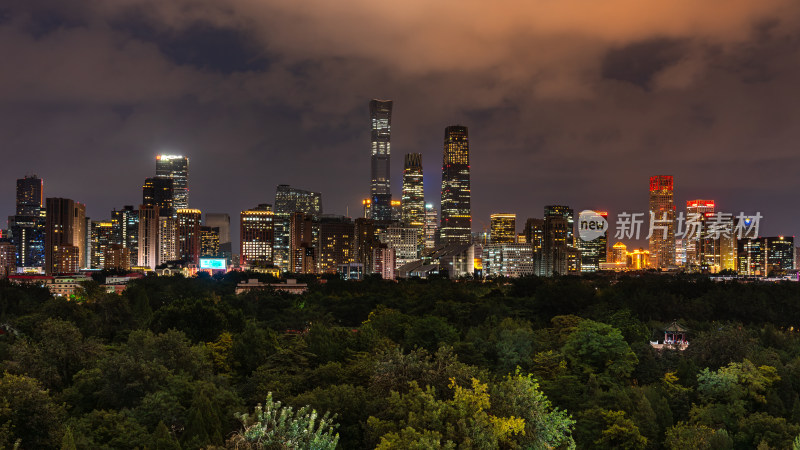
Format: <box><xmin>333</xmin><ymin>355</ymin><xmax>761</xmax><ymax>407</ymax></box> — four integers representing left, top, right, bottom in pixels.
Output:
<box><xmin>2</xmin><ymin>272</ymin><xmax>800</xmax><ymax>448</ymax></box>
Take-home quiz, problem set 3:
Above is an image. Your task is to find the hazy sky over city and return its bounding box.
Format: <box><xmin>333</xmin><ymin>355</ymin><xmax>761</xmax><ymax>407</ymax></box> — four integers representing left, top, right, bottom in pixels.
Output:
<box><xmin>2</xmin><ymin>0</ymin><xmax>800</xmax><ymax>243</ymax></box>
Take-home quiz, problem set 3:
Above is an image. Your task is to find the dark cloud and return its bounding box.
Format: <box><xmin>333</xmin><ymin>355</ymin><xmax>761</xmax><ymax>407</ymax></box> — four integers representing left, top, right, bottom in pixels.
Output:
<box><xmin>1</xmin><ymin>0</ymin><xmax>800</xmax><ymax>246</ymax></box>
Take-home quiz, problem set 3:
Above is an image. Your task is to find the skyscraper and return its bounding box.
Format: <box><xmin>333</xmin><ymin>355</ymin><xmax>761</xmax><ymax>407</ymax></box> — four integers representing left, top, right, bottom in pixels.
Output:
<box><xmin>138</xmin><ymin>205</ymin><xmax>160</xmax><ymax>269</ymax></box>
<box><xmin>274</xmin><ymin>185</ymin><xmax>322</xmax><ymax>271</ymax></box>
<box><xmin>540</xmin><ymin>207</ymin><xmax>571</xmax><ymax>276</ymax></box>
<box><xmin>143</xmin><ymin>176</ymin><xmax>174</xmax><ymax>217</ymax></box>
<box><xmin>177</xmin><ymin>209</ymin><xmax>202</xmax><ymax>264</ymax></box>
<box><xmin>523</xmin><ymin>218</ymin><xmax>544</xmax><ymax>251</ymax></box>
<box><xmin>156</xmin><ymin>155</ymin><xmax>189</xmax><ymax>211</ymax></box>
<box><xmin>649</xmin><ymin>175</ymin><xmax>676</xmax><ymax>269</ymax></box>
<box><xmin>9</xmin><ymin>175</ymin><xmax>45</xmax><ymax>269</ymax></box>
<box><xmin>402</xmin><ymin>153</ymin><xmax>424</xmax><ymax>226</ymax></box>
<box><xmin>73</xmin><ymin>203</ymin><xmax>87</xmax><ymax>269</ymax></box>
<box><xmin>45</xmin><ymin>198</ymin><xmax>79</xmax><ymax>275</ymax></box>
<box><xmin>200</xmin><ymin>227</ymin><xmax>220</xmax><ymax>257</ymax></box>
<box><xmin>316</xmin><ymin>215</ymin><xmax>354</xmax><ymax>273</ymax></box>
<box><xmin>440</xmin><ymin>125</ymin><xmax>471</xmax><ymax>245</ymax></box>
<box><xmin>111</xmin><ymin>206</ymin><xmax>139</xmax><ymax>267</ymax></box>
<box><xmin>240</xmin><ymin>205</ymin><xmax>274</xmax><ymax>267</ymax></box>
<box><xmin>490</xmin><ymin>214</ymin><xmax>516</xmax><ymax>244</ymax></box>
<box><xmin>16</xmin><ymin>176</ymin><xmax>43</xmax><ymax>216</ymax></box>
<box><xmin>290</xmin><ymin>212</ymin><xmax>315</xmax><ymax>274</ymax></box>
<box><xmin>424</xmin><ymin>204</ymin><xmax>438</xmax><ymax>250</ymax></box>
<box><xmin>370</xmin><ymin>99</ymin><xmax>393</xmax><ymax>222</ymax></box>
<box><xmin>579</xmin><ymin>211</ymin><xmax>608</xmax><ymax>272</ymax></box>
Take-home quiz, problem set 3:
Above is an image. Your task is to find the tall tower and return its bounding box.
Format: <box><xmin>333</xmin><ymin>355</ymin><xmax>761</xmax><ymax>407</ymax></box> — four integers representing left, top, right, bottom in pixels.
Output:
<box><xmin>401</xmin><ymin>153</ymin><xmax>424</xmax><ymax>226</ymax></box>
<box><xmin>648</xmin><ymin>175</ymin><xmax>676</xmax><ymax>269</ymax></box>
<box><xmin>439</xmin><ymin>125</ymin><xmax>471</xmax><ymax>245</ymax></box>
<box><xmin>44</xmin><ymin>198</ymin><xmax>79</xmax><ymax>275</ymax></box>
<box><xmin>16</xmin><ymin>176</ymin><xmax>43</xmax><ymax>216</ymax></box>
<box><xmin>143</xmin><ymin>176</ymin><xmax>174</xmax><ymax>217</ymax></box>
<box><xmin>138</xmin><ymin>205</ymin><xmax>160</xmax><ymax>269</ymax></box>
<box><xmin>9</xmin><ymin>175</ymin><xmax>45</xmax><ymax>268</ymax></box>
<box><xmin>370</xmin><ymin>100</ymin><xmax>393</xmax><ymax>222</ymax></box>
<box><xmin>579</xmin><ymin>211</ymin><xmax>608</xmax><ymax>272</ymax></box>
<box><xmin>156</xmin><ymin>155</ymin><xmax>189</xmax><ymax>212</ymax></box>
<box><xmin>273</xmin><ymin>184</ymin><xmax>322</xmax><ymax>271</ymax></box>
<box><xmin>176</xmin><ymin>209</ymin><xmax>202</xmax><ymax>264</ymax></box>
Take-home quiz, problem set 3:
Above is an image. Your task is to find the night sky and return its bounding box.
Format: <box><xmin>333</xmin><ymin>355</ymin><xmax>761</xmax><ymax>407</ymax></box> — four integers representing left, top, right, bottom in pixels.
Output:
<box><xmin>2</xmin><ymin>1</ymin><xmax>800</xmax><ymax>245</ymax></box>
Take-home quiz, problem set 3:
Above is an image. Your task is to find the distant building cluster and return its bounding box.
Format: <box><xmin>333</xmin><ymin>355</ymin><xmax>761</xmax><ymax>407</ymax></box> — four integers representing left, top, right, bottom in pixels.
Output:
<box><xmin>1</xmin><ymin>102</ymin><xmax>797</xmax><ymax>284</ymax></box>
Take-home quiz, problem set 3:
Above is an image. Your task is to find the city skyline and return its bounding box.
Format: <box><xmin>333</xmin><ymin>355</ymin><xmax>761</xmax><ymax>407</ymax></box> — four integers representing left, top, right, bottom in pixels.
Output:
<box><xmin>1</xmin><ymin>2</ymin><xmax>799</xmax><ymax>245</ymax></box>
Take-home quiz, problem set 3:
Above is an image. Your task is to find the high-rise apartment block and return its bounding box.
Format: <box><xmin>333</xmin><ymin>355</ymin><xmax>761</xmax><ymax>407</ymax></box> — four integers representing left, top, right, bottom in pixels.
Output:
<box><xmin>649</xmin><ymin>175</ymin><xmax>676</xmax><ymax>269</ymax></box>
<box><xmin>440</xmin><ymin>125</ymin><xmax>471</xmax><ymax>245</ymax></box>
<box><xmin>370</xmin><ymin>100</ymin><xmax>393</xmax><ymax>222</ymax></box>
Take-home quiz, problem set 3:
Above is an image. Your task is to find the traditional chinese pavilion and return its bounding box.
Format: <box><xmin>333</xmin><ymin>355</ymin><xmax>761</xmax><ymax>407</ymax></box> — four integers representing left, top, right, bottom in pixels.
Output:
<box><xmin>650</xmin><ymin>320</ymin><xmax>689</xmax><ymax>350</ymax></box>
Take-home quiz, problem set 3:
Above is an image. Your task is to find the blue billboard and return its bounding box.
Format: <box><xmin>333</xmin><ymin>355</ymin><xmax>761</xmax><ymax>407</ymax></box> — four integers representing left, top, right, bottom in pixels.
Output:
<box><xmin>199</xmin><ymin>258</ymin><xmax>227</xmax><ymax>270</ymax></box>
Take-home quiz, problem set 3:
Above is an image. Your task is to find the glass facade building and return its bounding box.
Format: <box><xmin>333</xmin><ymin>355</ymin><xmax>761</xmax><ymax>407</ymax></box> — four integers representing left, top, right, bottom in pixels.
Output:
<box><xmin>440</xmin><ymin>125</ymin><xmax>471</xmax><ymax>245</ymax></box>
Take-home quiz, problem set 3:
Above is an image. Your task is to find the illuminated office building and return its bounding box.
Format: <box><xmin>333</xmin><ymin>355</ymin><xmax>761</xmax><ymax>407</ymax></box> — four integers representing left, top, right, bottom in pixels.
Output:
<box><xmin>206</xmin><ymin>213</ymin><xmax>231</xmax><ymax>260</ymax></box>
<box><xmin>612</xmin><ymin>242</ymin><xmax>628</xmax><ymax>264</ymax></box>
<box><xmin>90</xmin><ymin>221</ymin><xmax>114</xmax><ymax>269</ymax></box>
<box><xmin>737</xmin><ymin>238</ymin><xmax>764</xmax><ymax>275</ymax></box>
<box><xmin>523</xmin><ymin>218</ymin><xmax>544</xmax><ymax>251</ymax></box>
<box><xmin>104</xmin><ymin>244</ymin><xmax>130</xmax><ymax>271</ymax></box>
<box><xmin>200</xmin><ymin>226</ymin><xmax>220</xmax><ymax>257</ymax></box>
<box><xmin>45</xmin><ymin>198</ymin><xmax>80</xmax><ymax>275</ymax></box>
<box><xmin>629</xmin><ymin>248</ymin><xmax>651</xmax><ymax>270</ymax></box>
<box><xmin>483</xmin><ymin>243</ymin><xmax>535</xmax><ymax>277</ymax></box>
<box><xmin>579</xmin><ymin>211</ymin><xmax>608</xmax><ymax>272</ymax></box>
<box><xmin>155</xmin><ymin>155</ymin><xmax>189</xmax><ymax>211</ymax></box>
<box><xmin>353</xmin><ymin>218</ymin><xmax>378</xmax><ymax>272</ymax></box>
<box><xmin>370</xmin><ymin>99</ymin><xmax>393</xmax><ymax>221</ymax></box>
<box><xmin>540</xmin><ymin>213</ymin><xmax>569</xmax><ymax>276</ymax></box>
<box><xmin>402</xmin><ymin>153</ymin><xmax>425</xmax><ymax>226</ymax></box>
<box><xmin>143</xmin><ymin>176</ymin><xmax>174</xmax><ymax>217</ymax></box>
<box><xmin>138</xmin><ymin>205</ymin><xmax>160</xmax><ymax>269</ymax></box>
<box><xmin>424</xmin><ymin>205</ymin><xmax>438</xmax><ymax>250</ymax></box>
<box><xmin>16</xmin><ymin>175</ymin><xmax>43</xmax><ymax>216</ymax></box>
<box><xmin>72</xmin><ymin>203</ymin><xmax>87</xmax><ymax>269</ymax></box>
<box><xmin>9</xmin><ymin>175</ymin><xmax>45</xmax><ymax>269</ymax></box>
<box><xmin>290</xmin><ymin>212</ymin><xmax>315</xmax><ymax>274</ymax></box>
<box><xmin>391</xmin><ymin>200</ymin><xmax>402</xmax><ymax>222</ymax></box>
<box><xmin>382</xmin><ymin>223</ymin><xmax>420</xmax><ymax>269</ymax></box>
<box><xmin>0</xmin><ymin>240</ymin><xmax>17</xmax><ymax>277</ymax></box>
<box><xmin>111</xmin><ymin>206</ymin><xmax>139</xmax><ymax>267</ymax></box>
<box><xmin>159</xmin><ymin>216</ymin><xmax>178</xmax><ymax>263</ymax></box>
<box><xmin>685</xmin><ymin>199</ymin><xmax>715</xmax><ymax>270</ymax></box>
<box><xmin>764</xmin><ymin>236</ymin><xmax>795</xmax><ymax>275</ymax></box>
<box><xmin>274</xmin><ymin>185</ymin><xmax>321</xmax><ymax>271</ymax></box>
<box><xmin>648</xmin><ymin>175</ymin><xmax>676</xmax><ymax>269</ymax></box>
<box><xmin>440</xmin><ymin>125</ymin><xmax>471</xmax><ymax>245</ymax></box>
<box><xmin>316</xmin><ymin>215</ymin><xmax>354</xmax><ymax>273</ymax></box>
<box><xmin>490</xmin><ymin>214</ymin><xmax>516</xmax><ymax>244</ymax></box>
<box><xmin>177</xmin><ymin>209</ymin><xmax>202</xmax><ymax>264</ymax></box>
<box><xmin>240</xmin><ymin>205</ymin><xmax>274</xmax><ymax>267</ymax></box>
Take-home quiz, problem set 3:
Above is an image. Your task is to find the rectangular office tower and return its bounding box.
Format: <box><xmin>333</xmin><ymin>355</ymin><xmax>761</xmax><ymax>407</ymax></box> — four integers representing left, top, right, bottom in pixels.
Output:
<box><xmin>648</xmin><ymin>175</ymin><xmax>676</xmax><ymax>269</ymax></box>
<box><xmin>240</xmin><ymin>205</ymin><xmax>274</xmax><ymax>267</ymax></box>
<box><xmin>9</xmin><ymin>175</ymin><xmax>45</xmax><ymax>269</ymax></box>
<box><xmin>490</xmin><ymin>214</ymin><xmax>516</xmax><ymax>244</ymax></box>
<box><xmin>402</xmin><ymin>153</ymin><xmax>424</xmax><ymax>226</ymax></box>
<box><xmin>156</xmin><ymin>155</ymin><xmax>189</xmax><ymax>211</ymax></box>
<box><xmin>274</xmin><ymin>185</ymin><xmax>322</xmax><ymax>271</ymax></box>
<box><xmin>440</xmin><ymin>125</ymin><xmax>471</xmax><ymax>245</ymax></box>
<box><xmin>143</xmin><ymin>176</ymin><xmax>174</xmax><ymax>218</ymax></box>
<box><xmin>177</xmin><ymin>209</ymin><xmax>202</xmax><ymax>264</ymax></box>
<box><xmin>45</xmin><ymin>198</ymin><xmax>80</xmax><ymax>275</ymax></box>
<box><xmin>579</xmin><ymin>211</ymin><xmax>608</xmax><ymax>272</ymax></box>
<box><xmin>370</xmin><ymin>99</ymin><xmax>393</xmax><ymax>222</ymax></box>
